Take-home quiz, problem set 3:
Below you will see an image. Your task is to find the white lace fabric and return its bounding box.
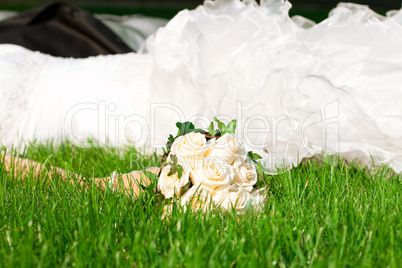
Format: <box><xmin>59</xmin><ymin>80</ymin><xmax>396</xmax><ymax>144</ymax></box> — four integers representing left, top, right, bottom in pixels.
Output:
<box><xmin>1</xmin><ymin>0</ymin><xmax>402</xmax><ymax>173</ymax></box>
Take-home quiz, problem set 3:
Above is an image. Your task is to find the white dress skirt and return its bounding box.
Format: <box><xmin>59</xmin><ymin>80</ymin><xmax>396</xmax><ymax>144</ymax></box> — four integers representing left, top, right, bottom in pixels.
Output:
<box><xmin>1</xmin><ymin>0</ymin><xmax>402</xmax><ymax>173</ymax></box>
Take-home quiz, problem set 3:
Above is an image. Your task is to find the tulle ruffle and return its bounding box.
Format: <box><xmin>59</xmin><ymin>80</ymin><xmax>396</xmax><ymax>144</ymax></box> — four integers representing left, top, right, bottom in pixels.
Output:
<box><xmin>148</xmin><ymin>0</ymin><xmax>402</xmax><ymax>173</ymax></box>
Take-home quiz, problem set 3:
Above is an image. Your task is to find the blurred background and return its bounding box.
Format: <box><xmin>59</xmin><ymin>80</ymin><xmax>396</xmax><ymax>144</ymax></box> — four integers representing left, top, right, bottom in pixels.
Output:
<box><xmin>0</xmin><ymin>0</ymin><xmax>401</xmax><ymax>22</ymax></box>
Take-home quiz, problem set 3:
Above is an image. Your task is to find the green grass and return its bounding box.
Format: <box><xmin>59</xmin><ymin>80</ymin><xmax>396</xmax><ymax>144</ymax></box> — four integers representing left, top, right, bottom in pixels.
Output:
<box><xmin>0</xmin><ymin>142</ymin><xmax>401</xmax><ymax>267</ymax></box>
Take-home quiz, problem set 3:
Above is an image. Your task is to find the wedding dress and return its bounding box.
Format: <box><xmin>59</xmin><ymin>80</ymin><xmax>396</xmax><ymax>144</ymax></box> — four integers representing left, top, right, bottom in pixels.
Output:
<box><xmin>1</xmin><ymin>0</ymin><xmax>402</xmax><ymax>173</ymax></box>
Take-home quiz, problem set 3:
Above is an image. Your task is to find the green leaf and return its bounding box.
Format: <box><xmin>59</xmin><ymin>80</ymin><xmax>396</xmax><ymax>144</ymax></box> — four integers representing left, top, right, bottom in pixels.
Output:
<box><xmin>214</xmin><ymin>117</ymin><xmax>226</xmax><ymax>133</ymax></box>
<box><xmin>226</xmin><ymin>119</ymin><xmax>237</xmax><ymax>135</ymax></box>
<box><xmin>170</xmin><ymin>154</ymin><xmax>178</xmax><ymax>164</ymax></box>
<box><xmin>256</xmin><ymin>161</ymin><xmax>263</xmax><ymax>174</ymax></box>
<box><xmin>248</xmin><ymin>151</ymin><xmax>262</xmax><ymax>162</ymax></box>
<box><xmin>168</xmin><ymin>164</ymin><xmax>183</xmax><ymax>178</ymax></box>
<box><xmin>176</xmin><ymin>165</ymin><xmax>184</xmax><ymax>179</ymax></box>
<box><xmin>207</xmin><ymin>121</ymin><xmax>215</xmax><ymax>135</ymax></box>
<box><xmin>167</xmin><ymin>154</ymin><xmax>183</xmax><ymax>178</ymax></box>
<box><xmin>168</xmin><ymin>165</ymin><xmax>177</xmax><ymax>177</ymax></box>
<box><xmin>214</xmin><ymin>117</ymin><xmax>237</xmax><ymax>135</ymax></box>
<box><xmin>166</xmin><ymin>134</ymin><xmax>175</xmax><ymax>151</ymax></box>
<box><xmin>213</xmin><ymin>129</ymin><xmax>222</xmax><ymax>137</ymax></box>
<box><xmin>176</xmin><ymin>121</ymin><xmax>195</xmax><ymax>136</ymax></box>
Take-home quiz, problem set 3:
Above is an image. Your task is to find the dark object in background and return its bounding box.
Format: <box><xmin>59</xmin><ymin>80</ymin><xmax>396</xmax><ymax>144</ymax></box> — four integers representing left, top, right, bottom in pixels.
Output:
<box><xmin>0</xmin><ymin>2</ymin><xmax>133</xmax><ymax>58</ymax></box>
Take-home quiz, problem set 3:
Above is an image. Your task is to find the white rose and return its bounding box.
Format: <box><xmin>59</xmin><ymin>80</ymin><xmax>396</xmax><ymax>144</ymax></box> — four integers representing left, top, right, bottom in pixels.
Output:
<box><xmin>205</xmin><ymin>133</ymin><xmax>246</xmax><ymax>167</ymax></box>
<box><xmin>157</xmin><ymin>165</ymin><xmax>190</xmax><ymax>198</ymax></box>
<box><xmin>218</xmin><ymin>186</ymin><xmax>254</xmax><ymax>213</ymax></box>
<box><xmin>171</xmin><ymin>132</ymin><xmax>208</xmax><ymax>169</ymax></box>
<box><xmin>250</xmin><ymin>188</ymin><xmax>267</xmax><ymax>211</ymax></box>
<box><xmin>190</xmin><ymin>157</ymin><xmax>234</xmax><ymax>190</ymax></box>
<box><xmin>233</xmin><ymin>160</ymin><xmax>258</xmax><ymax>192</ymax></box>
<box><xmin>181</xmin><ymin>185</ymin><xmax>213</xmax><ymax>212</ymax></box>
<box><xmin>210</xmin><ymin>184</ymin><xmax>236</xmax><ymax>205</ymax></box>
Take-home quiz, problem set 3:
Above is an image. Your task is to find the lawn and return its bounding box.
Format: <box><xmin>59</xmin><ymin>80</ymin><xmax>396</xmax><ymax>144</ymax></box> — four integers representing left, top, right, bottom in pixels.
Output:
<box><xmin>0</xmin><ymin>142</ymin><xmax>401</xmax><ymax>267</ymax></box>
<box><xmin>1</xmin><ymin>1</ymin><xmax>401</xmax><ymax>266</ymax></box>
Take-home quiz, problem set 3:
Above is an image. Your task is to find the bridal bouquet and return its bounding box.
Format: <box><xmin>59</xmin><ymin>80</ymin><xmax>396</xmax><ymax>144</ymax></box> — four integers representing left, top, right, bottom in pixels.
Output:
<box><xmin>157</xmin><ymin>118</ymin><xmax>267</xmax><ymax>214</ymax></box>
